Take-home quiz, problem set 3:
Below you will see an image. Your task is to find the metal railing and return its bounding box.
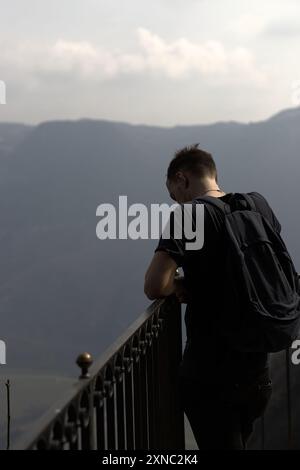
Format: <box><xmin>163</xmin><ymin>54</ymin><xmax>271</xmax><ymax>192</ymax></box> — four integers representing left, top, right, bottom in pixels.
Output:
<box><xmin>10</xmin><ymin>292</ymin><xmax>299</xmax><ymax>450</ymax></box>
<box><xmin>12</xmin><ymin>295</ymin><xmax>185</xmax><ymax>450</ymax></box>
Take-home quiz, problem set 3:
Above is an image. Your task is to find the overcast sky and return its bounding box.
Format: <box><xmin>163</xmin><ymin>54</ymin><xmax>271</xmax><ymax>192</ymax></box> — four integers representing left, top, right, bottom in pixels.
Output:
<box><xmin>1</xmin><ymin>0</ymin><xmax>300</xmax><ymax>126</ymax></box>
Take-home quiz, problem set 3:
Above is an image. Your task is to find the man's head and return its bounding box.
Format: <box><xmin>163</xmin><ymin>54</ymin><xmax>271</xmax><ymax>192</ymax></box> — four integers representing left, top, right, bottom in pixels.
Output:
<box><xmin>166</xmin><ymin>144</ymin><xmax>218</xmax><ymax>203</ymax></box>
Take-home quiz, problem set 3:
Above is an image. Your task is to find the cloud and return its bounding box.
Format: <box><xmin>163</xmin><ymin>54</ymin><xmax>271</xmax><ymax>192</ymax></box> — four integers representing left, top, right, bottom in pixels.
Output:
<box><xmin>263</xmin><ymin>19</ymin><xmax>300</xmax><ymax>37</ymax></box>
<box><xmin>1</xmin><ymin>28</ymin><xmax>267</xmax><ymax>86</ymax></box>
<box><xmin>135</xmin><ymin>28</ymin><xmax>266</xmax><ymax>84</ymax></box>
<box><xmin>228</xmin><ymin>14</ymin><xmax>265</xmax><ymax>37</ymax></box>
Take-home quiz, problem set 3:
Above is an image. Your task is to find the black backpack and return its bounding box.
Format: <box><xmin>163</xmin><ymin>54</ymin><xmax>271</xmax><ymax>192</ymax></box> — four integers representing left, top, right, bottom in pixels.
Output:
<box><xmin>195</xmin><ymin>192</ymin><xmax>300</xmax><ymax>352</ymax></box>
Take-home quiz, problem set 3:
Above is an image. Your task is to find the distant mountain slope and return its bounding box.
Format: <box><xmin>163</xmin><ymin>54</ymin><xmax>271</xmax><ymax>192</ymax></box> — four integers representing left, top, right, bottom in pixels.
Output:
<box><xmin>0</xmin><ymin>370</ymin><xmax>74</xmax><ymax>449</ymax></box>
<box><xmin>1</xmin><ymin>109</ymin><xmax>300</xmax><ymax>449</ymax></box>
<box><xmin>0</xmin><ymin>109</ymin><xmax>299</xmax><ymax>375</ymax></box>
<box><xmin>0</xmin><ymin>123</ymin><xmax>33</xmax><ymax>157</ymax></box>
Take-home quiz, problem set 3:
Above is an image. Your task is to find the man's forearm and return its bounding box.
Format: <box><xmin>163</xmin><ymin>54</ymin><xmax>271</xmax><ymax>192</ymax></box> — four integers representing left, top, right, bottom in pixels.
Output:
<box><xmin>145</xmin><ymin>276</ymin><xmax>177</xmax><ymax>299</ymax></box>
<box><xmin>155</xmin><ymin>276</ymin><xmax>186</xmax><ymax>299</ymax></box>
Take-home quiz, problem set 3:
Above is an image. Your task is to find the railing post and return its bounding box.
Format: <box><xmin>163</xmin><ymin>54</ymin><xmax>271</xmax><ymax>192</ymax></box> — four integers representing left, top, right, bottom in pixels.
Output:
<box><xmin>76</xmin><ymin>354</ymin><xmax>96</xmax><ymax>450</ymax></box>
<box><xmin>77</xmin><ymin>353</ymin><xmax>93</xmax><ymax>379</ymax></box>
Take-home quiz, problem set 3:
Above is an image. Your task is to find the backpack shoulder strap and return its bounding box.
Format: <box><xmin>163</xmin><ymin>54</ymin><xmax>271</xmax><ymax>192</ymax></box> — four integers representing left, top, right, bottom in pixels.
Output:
<box><xmin>193</xmin><ymin>192</ymin><xmax>258</xmax><ymax>221</ymax></box>
<box><xmin>194</xmin><ymin>194</ymin><xmax>232</xmax><ymax>215</ymax></box>
<box><xmin>236</xmin><ymin>193</ymin><xmax>257</xmax><ymax>211</ymax></box>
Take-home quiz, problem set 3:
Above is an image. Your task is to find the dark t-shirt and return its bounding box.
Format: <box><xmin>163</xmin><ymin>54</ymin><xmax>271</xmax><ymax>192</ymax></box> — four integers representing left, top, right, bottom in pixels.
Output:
<box><xmin>155</xmin><ymin>192</ymin><xmax>282</xmax><ymax>385</ymax></box>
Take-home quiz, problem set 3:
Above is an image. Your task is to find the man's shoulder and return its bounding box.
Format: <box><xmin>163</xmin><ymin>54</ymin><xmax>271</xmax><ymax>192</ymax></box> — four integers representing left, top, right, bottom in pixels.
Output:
<box><xmin>247</xmin><ymin>191</ymin><xmax>269</xmax><ymax>204</ymax></box>
<box><xmin>247</xmin><ymin>191</ymin><xmax>281</xmax><ymax>233</ymax></box>
<box><xmin>247</xmin><ymin>191</ymin><xmax>273</xmax><ymax>213</ymax></box>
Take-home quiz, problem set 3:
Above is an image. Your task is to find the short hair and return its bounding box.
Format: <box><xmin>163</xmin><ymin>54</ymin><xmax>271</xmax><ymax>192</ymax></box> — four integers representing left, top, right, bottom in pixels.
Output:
<box><xmin>167</xmin><ymin>143</ymin><xmax>217</xmax><ymax>182</ymax></box>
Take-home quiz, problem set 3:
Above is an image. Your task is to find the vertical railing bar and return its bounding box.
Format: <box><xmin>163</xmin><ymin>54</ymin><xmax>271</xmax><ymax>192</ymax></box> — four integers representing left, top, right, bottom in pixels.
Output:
<box><xmin>77</xmin><ymin>423</ymin><xmax>81</xmax><ymax>450</ymax></box>
<box><xmin>5</xmin><ymin>380</ymin><xmax>11</xmax><ymax>450</ymax></box>
<box><xmin>152</xmin><ymin>327</ymin><xmax>161</xmax><ymax>447</ymax></box>
<box><xmin>167</xmin><ymin>298</ymin><xmax>185</xmax><ymax>449</ymax></box>
<box><xmin>116</xmin><ymin>374</ymin><xmax>126</xmax><ymax>450</ymax></box>
<box><xmin>133</xmin><ymin>353</ymin><xmax>142</xmax><ymax>449</ymax></box>
<box><xmin>106</xmin><ymin>380</ymin><xmax>117</xmax><ymax>450</ymax></box>
<box><xmin>81</xmin><ymin>390</ymin><xmax>93</xmax><ymax>450</ymax></box>
<box><xmin>261</xmin><ymin>415</ymin><xmax>265</xmax><ymax>450</ymax></box>
<box><xmin>96</xmin><ymin>402</ymin><xmax>106</xmax><ymax>450</ymax></box>
<box><xmin>140</xmin><ymin>347</ymin><xmax>149</xmax><ymax>449</ymax></box>
<box><xmin>286</xmin><ymin>347</ymin><xmax>293</xmax><ymax>449</ymax></box>
<box><xmin>125</xmin><ymin>364</ymin><xmax>135</xmax><ymax>449</ymax></box>
<box><xmin>89</xmin><ymin>389</ymin><xmax>96</xmax><ymax>450</ymax></box>
<box><xmin>65</xmin><ymin>408</ymin><xmax>80</xmax><ymax>450</ymax></box>
<box><xmin>146</xmin><ymin>337</ymin><xmax>156</xmax><ymax>448</ymax></box>
<box><xmin>79</xmin><ymin>426</ymin><xmax>83</xmax><ymax>450</ymax></box>
<box><xmin>156</xmin><ymin>318</ymin><xmax>170</xmax><ymax>448</ymax></box>
<box><xmin>145</xmin><ymin>352</ymin><xmax>150</xmax><ymax>448</ymax></box>
<box><xmin>123</xmin><ymin>377</ymin><xmax>128</xmax><ymax>450</ymax></box>
<box><xmin>69</xmin><ymin>432</ymin><xmax>79</xmax><ymax>450</ymax></box>
<box><xmin>114</xmin><ymin>381</ymin><xmax>119</xmax><ymax>449</ymax></box>
<box><xmin>104</xmin><ymin>397</ymin><xmax>108</xmax><ymax>450</ymax></box>
<box><xmin>144</xmin><ymin>348</ymin><xmax>152</xmax><ymax>449</ymax></box>
<box><xmin>81</xmin><ymin>422</ymin><xmax>90</xmax><ymax>449</ymax></box>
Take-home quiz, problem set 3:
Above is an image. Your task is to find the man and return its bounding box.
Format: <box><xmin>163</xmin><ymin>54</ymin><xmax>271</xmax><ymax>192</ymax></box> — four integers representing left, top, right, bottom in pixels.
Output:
<box><xmin>144</xmin><ymin>144</ymin><xmax>279</xmax><ymax>450</ymax></box>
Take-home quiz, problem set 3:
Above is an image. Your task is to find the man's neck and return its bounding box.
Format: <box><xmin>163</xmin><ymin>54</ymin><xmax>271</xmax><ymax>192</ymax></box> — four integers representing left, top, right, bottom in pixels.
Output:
<box><xmin>193</xmin><ymin>180</ymin><xmax>226</xmax><ymax>198</ymax></box>
<box><xmin>201</xmin><ymin>188</ymin><xmax>227</xmax><ymax>198</ymax></box>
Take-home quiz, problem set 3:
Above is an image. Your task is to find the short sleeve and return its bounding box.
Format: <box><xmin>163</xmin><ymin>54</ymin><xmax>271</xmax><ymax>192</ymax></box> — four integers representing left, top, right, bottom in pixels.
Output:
<box><xmin>250</xmin><ymin>192</ymin><xmax>282</xmax><ymax>234</ymax></box>
<box><xmin>154</xmin><ymin>207</ymin><xmax>185</xmax><ymax>266</ymax></box>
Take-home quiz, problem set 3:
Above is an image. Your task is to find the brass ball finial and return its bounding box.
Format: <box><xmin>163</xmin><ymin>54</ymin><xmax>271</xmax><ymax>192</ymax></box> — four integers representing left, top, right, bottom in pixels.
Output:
<box><xmin>76</xmin><ymin>352</ymin><xmax>93</xmax><ymax>379</ymax></box>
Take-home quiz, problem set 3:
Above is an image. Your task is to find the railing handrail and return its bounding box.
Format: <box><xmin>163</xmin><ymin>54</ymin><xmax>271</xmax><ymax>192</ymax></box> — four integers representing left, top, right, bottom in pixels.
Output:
<box><xmin>12</xmin><ymin>297</ymin><xmax>180</xmax><ymax>450</ymax></box>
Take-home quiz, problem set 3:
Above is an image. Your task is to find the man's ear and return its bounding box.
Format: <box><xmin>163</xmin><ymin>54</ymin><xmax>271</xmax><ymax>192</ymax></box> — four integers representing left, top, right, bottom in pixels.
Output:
<box><xmin>178</xmin><ymin>171</ymin><xmax>189</xmax><ymax>188</ymax></box>
<box><xmin>176</xmin><ymin>171</ymin><xmax>188</xmax><ymax>187</ymax></box>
